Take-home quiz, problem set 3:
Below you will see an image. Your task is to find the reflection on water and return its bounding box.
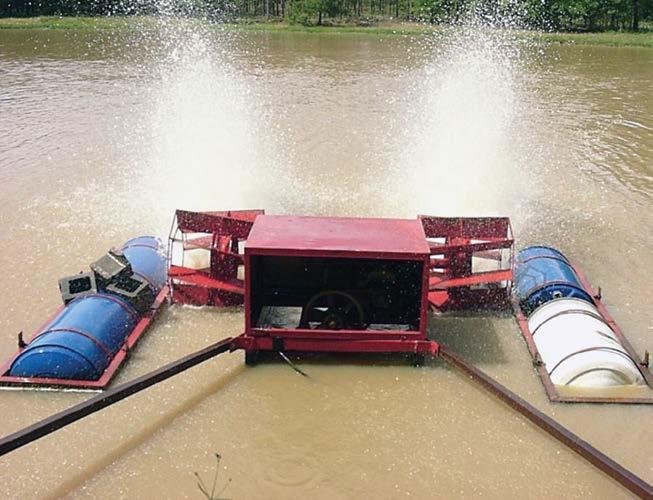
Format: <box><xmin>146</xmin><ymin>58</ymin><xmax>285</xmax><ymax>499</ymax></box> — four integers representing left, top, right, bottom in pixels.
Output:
<box><xmin>0</xmin><ymin>25</ymin><xmax>651</xmax><ymax>499</ymax></box>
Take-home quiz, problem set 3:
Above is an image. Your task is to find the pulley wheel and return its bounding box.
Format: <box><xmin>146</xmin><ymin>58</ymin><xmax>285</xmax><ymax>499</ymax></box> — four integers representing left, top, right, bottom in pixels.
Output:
<box><xmin>299</xmin><ymin>290</ymin><xmax>366</xmax><ymax>330</ymax></box>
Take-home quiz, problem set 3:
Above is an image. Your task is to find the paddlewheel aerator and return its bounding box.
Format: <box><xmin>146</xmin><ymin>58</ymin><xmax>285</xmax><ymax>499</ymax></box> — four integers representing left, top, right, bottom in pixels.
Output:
<box><xmin>167</xmin><ymin>210</ymin><xmax>514</xmax><ymax>364</ymax></box>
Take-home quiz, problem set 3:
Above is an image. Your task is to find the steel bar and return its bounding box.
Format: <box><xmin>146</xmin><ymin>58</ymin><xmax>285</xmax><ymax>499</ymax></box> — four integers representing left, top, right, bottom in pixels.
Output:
<box><xmin>0</xmin><ymin>337</ymin><xmax>234</xmax><ymax>457</ymax></box>
<box><xmin>439</xmin><ymin>346</ymin><xmax>652</xmax><ymax>499</ymax></box>
<box><xmin>169</xmin><ymin>265</ymin><xmax>245</xmax><ymax>294</ymax></box>
<box><xmin>429</xmin><ymin>269</ymin><xmax>513</xmax><ymax>290</ymax></box>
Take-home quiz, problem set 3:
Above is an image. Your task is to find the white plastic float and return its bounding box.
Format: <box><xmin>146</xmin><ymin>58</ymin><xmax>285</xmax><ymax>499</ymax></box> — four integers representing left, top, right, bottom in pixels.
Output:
<box><xmin>528</xmin><ymin>298</ymin><xmax>645</xmax><ymax>387</ymax></box>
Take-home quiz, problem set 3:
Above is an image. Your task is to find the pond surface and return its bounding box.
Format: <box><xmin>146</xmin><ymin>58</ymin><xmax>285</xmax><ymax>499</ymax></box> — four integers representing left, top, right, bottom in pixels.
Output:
<box><xmin>0</xmin><ymin>25</ymin><xmax>651</xmax><ymax>499</ymax></box>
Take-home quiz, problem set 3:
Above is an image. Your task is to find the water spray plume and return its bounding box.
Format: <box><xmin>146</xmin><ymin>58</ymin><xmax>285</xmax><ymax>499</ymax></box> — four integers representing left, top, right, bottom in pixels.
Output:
<box><xmin>400</xmin><ymin>22</ymin><xmax>524</xmax><ymax>217</ymax></box>
<box><xmin>116</xmin><ymin>10</ymin><xmax>286</xmax><ymax>230</ymax></box>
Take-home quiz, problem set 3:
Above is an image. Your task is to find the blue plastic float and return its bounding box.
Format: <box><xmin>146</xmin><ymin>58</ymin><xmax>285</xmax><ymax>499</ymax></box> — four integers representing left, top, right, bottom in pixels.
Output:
<box><xmin>514</xmin><ymin>246</ymin><xmax>594</xmax><ymax>314</ymax></box>
<box><xmin>8</xmin><ymin>237</ymin><xmax>166</xmax><ymax>381</ymax></box>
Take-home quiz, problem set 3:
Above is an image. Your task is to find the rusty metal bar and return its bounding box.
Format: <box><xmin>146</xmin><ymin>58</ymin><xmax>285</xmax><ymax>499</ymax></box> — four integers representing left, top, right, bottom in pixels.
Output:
<box><xmin>439</xmin><ymin>346</ymin><xmax>652</xmax><ymax>499</ymax></box>
<box><xmin>0</xmin><ymin>337</ymin><xmax>234</xmax><ymax>457</ymax></box>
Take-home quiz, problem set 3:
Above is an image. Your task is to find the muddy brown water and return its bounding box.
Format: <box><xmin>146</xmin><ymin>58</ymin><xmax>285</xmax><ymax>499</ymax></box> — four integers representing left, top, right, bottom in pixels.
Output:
<box><xmin>0</xmin><ymin>26</ymin><xmax>651</xmax><ymax>499</ymax></box>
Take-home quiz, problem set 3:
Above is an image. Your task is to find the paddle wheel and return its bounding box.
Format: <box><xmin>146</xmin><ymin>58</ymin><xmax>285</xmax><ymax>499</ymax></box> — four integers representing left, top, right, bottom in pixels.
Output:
<box><xmin>2</xmin><ymin>211</ymin><xmax>652</xmax><ymax>498</ymax></box>
<box><xmin>167</xmin><ymin>209</ymin><xmax>263</xmax><ymax>306</ymax></box>
<box><xmin>420</xmin><ymin>216</ymin><xmax>514</xmax><ymax>312</ymax></box>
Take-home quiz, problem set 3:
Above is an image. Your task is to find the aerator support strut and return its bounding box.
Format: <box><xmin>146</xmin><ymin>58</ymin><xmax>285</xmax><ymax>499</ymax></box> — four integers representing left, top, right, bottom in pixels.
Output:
<box><xmin>439</xmin><ymin>346</ymin><xmax>652</xmax><ymax>499</ymax></box>
<box><xmin>1</xmin><ymin>342</ymin><xmax>651</xmax><ymax>499</ymax></box>
<box><xmin>0</xmin><ymin>338</ymin><xmax>233</xmax><ymax>457</ymax></box>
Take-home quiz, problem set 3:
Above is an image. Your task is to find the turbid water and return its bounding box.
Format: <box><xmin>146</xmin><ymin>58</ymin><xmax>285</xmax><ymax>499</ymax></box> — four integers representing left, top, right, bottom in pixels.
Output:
<box><xmin>0</xmin><ymin>25</ymin><xmax>651</xmax><ymax>499</ymax></box>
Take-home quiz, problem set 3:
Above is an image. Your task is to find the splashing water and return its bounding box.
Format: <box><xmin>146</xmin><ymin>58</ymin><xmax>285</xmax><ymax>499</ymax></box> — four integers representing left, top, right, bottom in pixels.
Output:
<box><xmin>1</xmin><ymin>10</ymin><xmax>652</xmax><ymax>500</ymax></box>
<box><xmin>111</xmin><ymin>2</ymin><xmax>531</xmax><ymax>226</ymax></box>
<box><xmin>138</xmin><ymin>18</ymin><xmax>286</xmax><ymax>228</ymax></box>
<box><xmin>39</xmin><ymin>7</ymin><xmax>532</xmax><ymax>232</ymax></box>
<box><xmin>399</xmin><ymin>25</ymin><xmax>524</xmax><ymax>217</ymax></box>
<box><xmin>48</xmin><ymin>14</ymin><xmax>287</xmax><ymax>235</ymax></box>
<box><xmin>146</xmin><ymin>27</ymin><xmax>255</xmax><ymax>213</ymax></box>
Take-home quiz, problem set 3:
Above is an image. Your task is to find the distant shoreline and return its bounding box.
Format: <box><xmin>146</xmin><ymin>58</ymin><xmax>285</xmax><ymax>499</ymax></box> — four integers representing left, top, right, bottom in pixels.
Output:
<box><xmin>0</xmin><ymin>16</ymin><xmax>651</xmax><ymax>48</ymax></box>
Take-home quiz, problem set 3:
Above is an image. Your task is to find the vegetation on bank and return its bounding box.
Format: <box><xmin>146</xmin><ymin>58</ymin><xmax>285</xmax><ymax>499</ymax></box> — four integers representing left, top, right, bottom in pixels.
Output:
<box><xmin>526</xmin><ymin>26</ymin><xmax>653</xmax><ymax>47</ymax></box>
<box><xmin>0</xmin><ymin>15</ymin><xmax>155</xmax><ymax>30</ymax></box>
<box><xmin>1</xmin><ymin>0</ymin><xmax>652</xmax><ymax>33</ymax></box>
<box><xmin>232</xmin><ymin>18</ymin><xmax>653</xmax><ymax>46</ymax></box>
<box><xmin>0</xmin><ymin>16</ymin><xmax>652</xmax><ymax>47</ymax></box>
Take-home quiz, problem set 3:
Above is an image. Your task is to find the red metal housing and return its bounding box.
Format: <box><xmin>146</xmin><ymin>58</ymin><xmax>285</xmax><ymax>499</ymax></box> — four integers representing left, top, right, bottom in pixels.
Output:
<box><xmin>167</xmin><ymin>212</ymin><xmax>518</xmax><ymax>361</ymax></box>
<box><xmin>233</xmin><ymin>215</ymin><xmax>438</xmax><ymax>359</ymax></box>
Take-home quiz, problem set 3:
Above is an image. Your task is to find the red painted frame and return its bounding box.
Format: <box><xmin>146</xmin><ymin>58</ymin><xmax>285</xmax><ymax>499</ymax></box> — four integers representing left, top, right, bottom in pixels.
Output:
<box><xmin>235</xmin><ymin>215</ymin><xmax>437</xmax><ymax>356</ymax></box>
<box><xmin>163</xmin><ymin>209</ymin><xmax>651</xmax><ymax>405</ymax></box>
<box><xmin>0</xmin><ymin>286</ymin><xmax>169</xmax><ymax>391</ymax></box>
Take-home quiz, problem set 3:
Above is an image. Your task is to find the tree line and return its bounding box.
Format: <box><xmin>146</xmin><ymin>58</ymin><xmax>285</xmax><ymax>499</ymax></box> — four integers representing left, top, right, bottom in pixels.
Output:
<box><xmin>0</xmin><ymin>0</ymin><xmax>650</xmax><ymax>31</ymax></box>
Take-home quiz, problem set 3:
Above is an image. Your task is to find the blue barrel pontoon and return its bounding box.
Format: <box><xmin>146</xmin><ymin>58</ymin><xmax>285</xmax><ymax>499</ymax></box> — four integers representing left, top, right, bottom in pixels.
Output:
<box><xmin>121</xmin><ymin>236</ymin><xmax>168</xmax><ymax>290</ymax></box>
<box><xmin>514</xmin><ymin>246</ymin><xmax>593</xmax><ymax>315</ymax></box>
<box><xmin>9</xmin><ymin>295</ymin><xmax>139</xmax><ymax>380</ymax></box>
<box><xmin>9</xmin><ymin>237</ymin><xmax>167</xmax><ymax>380</ymax></box>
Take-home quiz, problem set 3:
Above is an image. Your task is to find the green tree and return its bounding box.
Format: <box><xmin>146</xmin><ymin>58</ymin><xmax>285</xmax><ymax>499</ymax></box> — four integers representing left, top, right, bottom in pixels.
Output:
<box><xmin>288</xmin><ymin>0</ymin><xmax>342</xmax><ymax>25</ymax></box>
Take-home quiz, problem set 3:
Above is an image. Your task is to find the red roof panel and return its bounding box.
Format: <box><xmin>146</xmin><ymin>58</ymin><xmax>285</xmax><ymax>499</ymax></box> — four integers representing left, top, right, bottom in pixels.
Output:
<box><xmin>246</xmin><ymin>215</ymin><xmax>429</xmax><ymax>258</ymax></box>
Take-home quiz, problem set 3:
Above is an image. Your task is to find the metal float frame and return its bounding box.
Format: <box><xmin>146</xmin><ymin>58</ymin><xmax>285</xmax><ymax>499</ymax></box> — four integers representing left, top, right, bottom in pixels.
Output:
<box><xmin>0</xmin><ymin>210</ymin><xmax>651</xmax><ymax>496</ymax></box>
<box><xmin>513</xmin><ymin>266</ymin><xmax>653</xmax><ymax>404</ymax></box>
<box><xmin>419</xmin><ymin>215</ymin><xmax>653</xmax><ymax>404</ymax></box>
<box><xmin>3</xmin><ymin>208</ymin><xmax>649</xmax><ymax>403</ymax></box>
<box><xmin>0</xmin><ymin>287</ymin><xmax>169</xmax><ymax>391</ymax></box>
